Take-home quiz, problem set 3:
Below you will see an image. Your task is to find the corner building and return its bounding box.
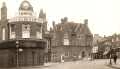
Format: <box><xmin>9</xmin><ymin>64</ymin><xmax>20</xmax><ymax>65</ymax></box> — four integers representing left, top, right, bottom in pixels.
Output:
<box><xmin>0</xmin><ymin>0</ymin><xmax>48</xmax><ymax>67</ymax></box>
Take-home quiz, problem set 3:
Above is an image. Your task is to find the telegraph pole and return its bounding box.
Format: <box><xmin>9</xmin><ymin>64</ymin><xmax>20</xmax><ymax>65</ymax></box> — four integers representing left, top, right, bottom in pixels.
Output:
<box><xmin>109</xmin><ymin>45</ymin><xmax>112</xmax><ymax>65</ymax></box>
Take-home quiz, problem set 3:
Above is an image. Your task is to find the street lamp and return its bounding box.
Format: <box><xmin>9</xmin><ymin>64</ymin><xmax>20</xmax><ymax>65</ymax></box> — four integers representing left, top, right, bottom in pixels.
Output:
<box><xmin>16</xmin><ymin>40</ymin><xmax>23</xmax><ymax>69</ymax></box>
<box><xmin>16</xmin><ymin>40</ymin><xmax>19</xmax><ymax>69</ymax></box>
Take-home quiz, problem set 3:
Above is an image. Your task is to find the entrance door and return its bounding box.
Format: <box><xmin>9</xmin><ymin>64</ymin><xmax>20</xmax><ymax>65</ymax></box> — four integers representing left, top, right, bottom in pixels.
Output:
<box><xmin>81</xmin><ymin>51</ymin><xmax>85</xmax><ymax>58</ymax></box>
<box><xmin>32</xmin><ymin>51</ymin><xmax>35</xmax><ymax>66</ymax></box>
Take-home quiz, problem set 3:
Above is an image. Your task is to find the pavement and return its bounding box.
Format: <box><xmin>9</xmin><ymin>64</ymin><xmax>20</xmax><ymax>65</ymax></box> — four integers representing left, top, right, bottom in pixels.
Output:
<box><xmin>1</xmin><ymin>59</ymin><xmax>120</xmax><ymax>69</ymax></box>
<box><xmin>91</xmin><ymin>59</ymin><xmax>120</xmax><ymax>69</ymax></box>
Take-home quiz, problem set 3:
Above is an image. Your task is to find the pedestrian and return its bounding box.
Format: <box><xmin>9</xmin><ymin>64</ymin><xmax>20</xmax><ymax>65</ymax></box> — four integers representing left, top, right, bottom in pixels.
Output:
<box><xmin>113</xmin><ymin>54</ymin><xmax>117</xmax><ymax>64</ymax></box>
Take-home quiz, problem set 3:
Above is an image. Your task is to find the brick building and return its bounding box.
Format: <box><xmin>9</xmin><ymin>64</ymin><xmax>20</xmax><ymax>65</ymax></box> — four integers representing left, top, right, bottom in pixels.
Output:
<box><xmin>50</xmin><ymin>17</ymin><xmax>93</xmax><ymax>62</ymax></box>
<box><xmin>0</xmin><ymin>0</ymin><xmax>51</xmax><ymax>67</ymax></box>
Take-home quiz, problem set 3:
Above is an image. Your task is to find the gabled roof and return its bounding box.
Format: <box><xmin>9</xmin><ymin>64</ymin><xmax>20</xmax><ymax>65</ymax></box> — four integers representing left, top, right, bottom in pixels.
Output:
<box><xmin>51</xmin><ymin>22</ymin><xmax>92</xmax><ymax>35</ymax></box>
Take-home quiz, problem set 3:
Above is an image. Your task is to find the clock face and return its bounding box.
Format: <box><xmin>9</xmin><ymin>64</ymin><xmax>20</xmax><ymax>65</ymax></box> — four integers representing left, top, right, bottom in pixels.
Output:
<box><xmin>23</xmin><ymin>2</ymin><xmax>29</xmax><ymax>9</ymax></box>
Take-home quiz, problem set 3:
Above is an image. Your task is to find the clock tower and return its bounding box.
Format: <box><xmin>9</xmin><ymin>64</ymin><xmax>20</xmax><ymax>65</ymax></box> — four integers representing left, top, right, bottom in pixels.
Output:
<box><xmin>19</xmin><ymin>0</ymin><xmax>33</xmax><ymax>16</ymax></box>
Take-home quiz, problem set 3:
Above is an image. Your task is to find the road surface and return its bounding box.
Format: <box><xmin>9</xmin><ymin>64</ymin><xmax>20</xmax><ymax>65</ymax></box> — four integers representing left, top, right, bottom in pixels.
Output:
<box><xmin>2</xmin><ymin>59</ymin><xmax>120</xmax><ymax>69</ymax></box>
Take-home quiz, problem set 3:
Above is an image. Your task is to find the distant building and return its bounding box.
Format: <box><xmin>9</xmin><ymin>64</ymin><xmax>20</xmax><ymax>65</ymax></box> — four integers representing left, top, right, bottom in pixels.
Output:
<box><xmin>102</xmin><ymin>34</ymin><xmax>120</xmax><ymax>58</ymax></box>
<box><xmin>91</xmin><ymin>34</ymin><xmax>105</xmax><ymax>58</ymax></box>
<box><xmin>94</xmin><ymin>34</ymin><xmax>120</xmax><ymax>59</ymax></box>
<box><xmin>50</xmin><ymin>17</ymin><xmax>93</xmax><ymax>62</ymax></box>
<box><xmin>93</xmin><ymin>34</ymin><xmax>105</xmax><ymax>46</ymax></box>
<box><xmin>0</xmin><ymin>0</ymin><xmax>50</xmax><ymax>67</ymax></box>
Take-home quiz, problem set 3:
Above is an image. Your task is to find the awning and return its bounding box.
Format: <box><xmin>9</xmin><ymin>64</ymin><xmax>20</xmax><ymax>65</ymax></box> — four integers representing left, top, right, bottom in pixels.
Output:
<box><xmin>0</xmin><ymin>39</ymin><xmax>46</xmax><ymax>49</ymax></box>
<box><xmin>103</xmin><ymin>47</ymin><xmax>111</xmax><ymax>55</ymax></box>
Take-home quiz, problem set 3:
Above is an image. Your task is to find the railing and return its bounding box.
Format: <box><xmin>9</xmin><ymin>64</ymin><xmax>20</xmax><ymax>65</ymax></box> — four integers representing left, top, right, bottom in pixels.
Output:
<box><xmin>8</xmin><ymin>17</ymin><xmax>44</xmax><ymax>23</ymax></box>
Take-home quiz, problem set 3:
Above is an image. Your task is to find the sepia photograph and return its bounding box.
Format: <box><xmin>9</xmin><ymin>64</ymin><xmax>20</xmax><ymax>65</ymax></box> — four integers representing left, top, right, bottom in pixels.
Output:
<box><xmin>0</xmin><ymin>0</ymin><xmax>118</xmax><ymax>69</ymax></box>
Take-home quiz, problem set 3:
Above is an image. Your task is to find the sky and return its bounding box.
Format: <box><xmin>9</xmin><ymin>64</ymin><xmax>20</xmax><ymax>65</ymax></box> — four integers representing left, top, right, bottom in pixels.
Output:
<box><xmin>0</xmin><ymin>0</ymin><xmax>119</xmax><ymax>36</ymax></box>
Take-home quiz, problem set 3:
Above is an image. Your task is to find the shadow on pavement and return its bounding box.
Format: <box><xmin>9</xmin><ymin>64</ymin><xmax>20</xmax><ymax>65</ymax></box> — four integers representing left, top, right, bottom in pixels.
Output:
<box><xmin>106</xmin><ymin>65</ymin><xmax>120</xmax><ymax>69</ymax></box>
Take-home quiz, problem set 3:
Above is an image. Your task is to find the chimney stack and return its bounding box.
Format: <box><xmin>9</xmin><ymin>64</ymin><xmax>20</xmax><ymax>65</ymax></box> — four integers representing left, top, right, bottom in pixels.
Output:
<box><xmin>63</xmin><ymin>17</ymin><xmax>68</xmax><ymax>22</ymax></box>
<box><xmin>84</xmin><ymin>19</ymin><xmax>88</xmax><ymax>25</ymax></box>
<box><xmin>61</xmin><ymin>17</ymin><xmax>68</xmax><ymax>23</ymax></box>
<box><xmin>52</xmin><ymin>21</ymin><xmax>55</xmax><ymax>27</ymax></box>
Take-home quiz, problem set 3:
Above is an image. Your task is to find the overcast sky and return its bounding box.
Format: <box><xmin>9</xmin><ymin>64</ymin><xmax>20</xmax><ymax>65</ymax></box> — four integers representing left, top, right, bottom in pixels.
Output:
<box><xmin>0</xmin><ymin>0</ymin><xmax>119</xmax><ymax>36</ymax></box>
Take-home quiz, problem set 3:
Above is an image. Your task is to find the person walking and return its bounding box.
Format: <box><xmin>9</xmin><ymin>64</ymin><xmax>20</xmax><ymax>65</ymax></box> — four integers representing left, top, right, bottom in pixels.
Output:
<box><xmin>113</xmin><ymin>54</ymin><xmax>118</xmax><ymax>64</ymax></box>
